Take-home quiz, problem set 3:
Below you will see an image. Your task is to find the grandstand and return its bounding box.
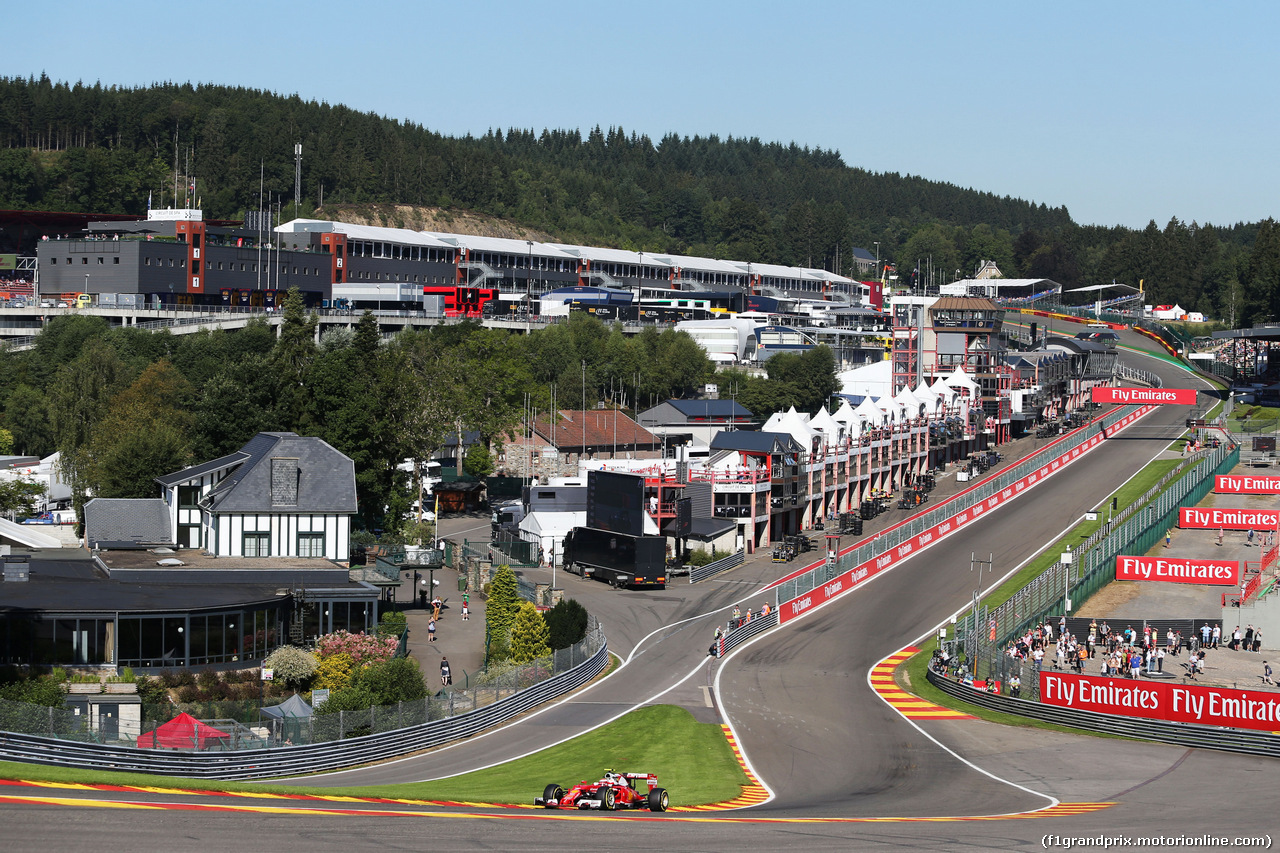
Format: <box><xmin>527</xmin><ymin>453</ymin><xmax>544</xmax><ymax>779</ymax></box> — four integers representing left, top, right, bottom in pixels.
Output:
<box><xmin>939</xmin><ymin>278</ymin><xmax>1062</xmax><ymax>305</ymax></box>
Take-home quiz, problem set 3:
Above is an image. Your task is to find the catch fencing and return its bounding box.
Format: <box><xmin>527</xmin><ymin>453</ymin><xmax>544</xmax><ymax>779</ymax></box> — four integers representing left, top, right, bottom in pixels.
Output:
<box><xmin>956</xmin><ymin>441</ymin><xmax>1239</xmax><ymax>686</ymax></box>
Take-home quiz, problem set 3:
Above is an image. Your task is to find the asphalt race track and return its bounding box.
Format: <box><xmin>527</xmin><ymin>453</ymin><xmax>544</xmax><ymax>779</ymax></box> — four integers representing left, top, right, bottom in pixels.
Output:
<box><xmin>5</xmin><ymin>333</ymin><xmax>1275</xmax><ymax>852</ymax></box>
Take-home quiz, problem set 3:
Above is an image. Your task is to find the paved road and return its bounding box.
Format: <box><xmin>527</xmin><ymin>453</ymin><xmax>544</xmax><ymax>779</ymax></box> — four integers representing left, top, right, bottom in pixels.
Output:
<box><xmin>8</xmin><ymin>332</ymin><xmax>1270</xmax><ymax>850</ymax></box>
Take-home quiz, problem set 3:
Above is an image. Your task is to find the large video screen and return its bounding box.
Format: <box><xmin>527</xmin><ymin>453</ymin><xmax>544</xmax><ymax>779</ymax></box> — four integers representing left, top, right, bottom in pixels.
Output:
<box><xmin>587</xmin><ymin>470</ymin><xmax>646</xmax><ymax>536</ymax></box>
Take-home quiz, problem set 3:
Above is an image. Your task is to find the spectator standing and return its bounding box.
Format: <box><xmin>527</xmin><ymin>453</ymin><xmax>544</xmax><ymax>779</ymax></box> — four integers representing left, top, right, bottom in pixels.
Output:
<box><xmin>1157</xmin><ymin>647</ymin><xmax>1165</xmax><ymax>672</ymax></box>
<box><xmin>1247</xmin><ymin>528</ymin><xmax>1255</xmax><ymax>546</ymax></box>
<box><xmin>1264</xmin><ymin>661</ymin><xmax>1274</xmax><ymax>686</ymax></box>
<box><xmin>1218</xmin><ymin>527</ymin><xmax>1225</xmax><ymax>546</ymax></box>
<box><xmin>428</xmin><ymin>617</ymin><xmax>437</xmax><ymax>642</ymax></box>
<box><xmin>1253</xmin><ymin>628</ymin><xmax>1262</xmax><ymax>653</ymax></box>
<box><xmin>1200</xmin><ymin>623</ymin><xmax>1212</xmax><ymax>648</ymax></box>
<box><xmin>440</xmin><ymin>657</ymin><xmax>451</xmax><ymax>686</ymax></box>
<box><xmin>1245</xmin><ymin>625</ymin><xmax>1255</xmax><ymax>650</ymax></box>
<box><xmin>1032</xmin><ymin>647</ymin><xmax>1044</xmax><ymax>671</ymax></box>
<box><xmin>1009</xmin><ymin>673</ymin><xmax>1021</xmax><ymax>697</ymax></box>
<box><xmin>1211</xmin><ymin>624</ymin><xmax>1221</xmax><ymax>649</ymax></box>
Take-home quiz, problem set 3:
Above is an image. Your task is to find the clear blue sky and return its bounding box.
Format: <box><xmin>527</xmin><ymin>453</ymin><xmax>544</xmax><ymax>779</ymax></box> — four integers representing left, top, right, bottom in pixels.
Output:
<box><xmin>6</xmin><ymin>1</ymin><xmax>1277</xmax><ymax>230</ymax></box>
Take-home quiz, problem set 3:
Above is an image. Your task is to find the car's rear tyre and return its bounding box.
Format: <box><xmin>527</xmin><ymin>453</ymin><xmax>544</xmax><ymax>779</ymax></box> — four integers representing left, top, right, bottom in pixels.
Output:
<box><xmin>647</xmin><ymin>787</ymin><xmax>669</xmax><ymax>812</ymax></box>
<box><xmin>542</xmin><ymin>784</ymin><xmax>563</xmax><ymax>808</ymax></box>
<box><xmin>600</xmin><ymin>787</ymin><xmax>616</xmax><ymax>810</ymax></box>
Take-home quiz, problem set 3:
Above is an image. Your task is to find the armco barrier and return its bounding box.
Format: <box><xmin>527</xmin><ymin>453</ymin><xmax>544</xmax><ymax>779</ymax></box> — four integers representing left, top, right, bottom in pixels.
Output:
<box><xmin>0</xmin><ymin>634</ymin><xmax>608</xmax><ymax>780</ymax></box>
<box><xmin>773</xmin><ymin>405</ymin><xmax>1154</xmax><ymax>624</ymax></box>
<box><xmin>925</xmin><ymin>668</ymin><xmax>1280</xmax><ymax>758</ymax></box>
<box><xmin>715</xmin><ymin>611</ymin><xmax>779</xmax><ymax>657</ymax></box>
<box><xmin>690</xmin><ymin>550</ymin><xmax>745</xmax><ymax>583</ymax></box>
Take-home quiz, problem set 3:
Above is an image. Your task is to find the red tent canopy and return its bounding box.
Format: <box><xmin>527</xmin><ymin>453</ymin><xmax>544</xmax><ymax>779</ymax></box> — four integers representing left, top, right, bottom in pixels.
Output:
<box><xmin>136</xmin><ymin>712</ymin><xmax>231</xmax><ymax>750</ymax></box>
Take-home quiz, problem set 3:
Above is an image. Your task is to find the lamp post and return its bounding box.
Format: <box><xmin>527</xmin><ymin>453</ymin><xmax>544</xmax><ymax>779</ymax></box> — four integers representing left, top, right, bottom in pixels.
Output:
<box><xmin>637</xmin><ymin>250</ymin><xmax>644</xmax><ymax>299</ymax></box>
<box><xmin>873</xmin><ymin>241</ymin><xmax>880</xmax><ymax>280</ymax></box>
<box><xmin>526</xmin><ymin>240</ymin><xmax>534</xmax><ymax>334</ymax></box>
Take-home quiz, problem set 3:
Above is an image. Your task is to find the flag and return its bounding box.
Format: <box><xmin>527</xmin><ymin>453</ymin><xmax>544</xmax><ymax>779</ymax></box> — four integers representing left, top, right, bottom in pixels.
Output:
<box><xmin>147</xmin><ymin>191</ymin><xmax>152</xmax><ymax>211</ymax></box>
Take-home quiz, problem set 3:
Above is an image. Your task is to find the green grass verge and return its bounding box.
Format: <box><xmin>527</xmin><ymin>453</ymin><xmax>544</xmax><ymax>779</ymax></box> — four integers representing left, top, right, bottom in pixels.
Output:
<box><xmin>0</xmin><ymin>705</ymin><xmax>748</xmax><ymax>806</ymax></box>
<box><xmin>898</xmin><ymin>637</ymin><xmax>1124</xmax><ymax>738</ymax></box>
<box><xmin>974</xmin><ymin>458</ymin><xmax>1181</xmax><ymax>617</ymax></box>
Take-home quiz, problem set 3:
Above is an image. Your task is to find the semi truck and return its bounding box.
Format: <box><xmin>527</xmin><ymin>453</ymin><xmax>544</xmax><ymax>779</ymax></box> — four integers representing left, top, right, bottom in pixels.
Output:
<box><xmin>562</xmin><ymin>526</ymin><xmax>667</xmax><ymax>589</ymax></box>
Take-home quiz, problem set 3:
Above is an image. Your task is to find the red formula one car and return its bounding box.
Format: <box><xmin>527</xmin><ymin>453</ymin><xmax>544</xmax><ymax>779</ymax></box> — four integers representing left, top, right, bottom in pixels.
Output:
<box><xmin>535</xmin><ymin>770</ymin><xmax>669</xmax><ymax>812</ymax></box>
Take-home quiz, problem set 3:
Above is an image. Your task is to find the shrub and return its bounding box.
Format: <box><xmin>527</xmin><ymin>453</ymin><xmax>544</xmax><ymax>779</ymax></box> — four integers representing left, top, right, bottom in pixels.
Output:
<box><xmin>50</xmin><ymin>667</ymin><xmax>68</xmax><ymax>683</ymax></box>
<box><xmin>263</xmin><ymin>646</ymin><xmax>319</xmax><ymax>689</ymax></box>
<box><xmin>544</xmin><ymin>598</ymin><xmax>589</xmax><ymax>650</ymax></box>
<box><xmin>176</xmin><ymin>685</ymin><xmax>200</xmax><ymax>703</ymax></box>
<box><xmin>0</xmin><ymin>678</ymin><xmax>65</xmax><ymax>706</ymax></box>
<box><xmin>508</xmin><ymin>602</ymin><xmax>551</xmax><ymax>665</ymax></box>
<box><xmin>349</xmin><ymin>657</ymin><xmax>427</xmax><ymax>706</ymax></box>
<box><xmin>485</xmin><ymin>565</ymin><xmax>521</xmax><ymax>653</ymax></box>
<box><xmin>314</xmin><ymin>630</ymin><xmax>398</xmax><ymax>666</ymax></box>
<box><xmin>196</xmin><ymin>669</ymin><xmax>220</xmax><ymax>691</ymax></box>
<box><xmin>134</xmin><ymin>675</ymin><xmax>169</xmax><ymax>706</ymax></box>
<box><xmin>376</xmin><ymin>610</ymin><xmax>408</xmax><ymax>638</ymax></box>
<box><xmin>314</xmin><ymin>653</ymin><xmax>356</xmax><ymax>692</ymax></box>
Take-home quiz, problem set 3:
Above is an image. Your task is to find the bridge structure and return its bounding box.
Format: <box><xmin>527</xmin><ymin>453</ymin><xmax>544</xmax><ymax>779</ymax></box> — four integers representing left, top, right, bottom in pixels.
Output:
<box><xmin>0</xmin><ymin>304</ymin><xmax>575</xmax><ymax>351</ymax></box>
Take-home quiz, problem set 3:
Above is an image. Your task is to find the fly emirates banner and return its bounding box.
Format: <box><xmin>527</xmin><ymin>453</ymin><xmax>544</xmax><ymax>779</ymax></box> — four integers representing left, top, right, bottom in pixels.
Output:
<box><xmin>1090</xmin><ymin>387</ymin><xmax>1196</xmax><ymax>405</ymax></box>
<box><xmin>1041</xmin><ymin>671</ymin><xmax>1280</xmax><ymax>733</ymax></box>
<box><xmin>1216</xmin><ymin>474</ymin><xmax>1280</xmax><ymax>494</ymax></box>
<box><xmin>1114</xmin><ymin>555</ymin><xmax>1239</xmax><ymax>586</ymax></box>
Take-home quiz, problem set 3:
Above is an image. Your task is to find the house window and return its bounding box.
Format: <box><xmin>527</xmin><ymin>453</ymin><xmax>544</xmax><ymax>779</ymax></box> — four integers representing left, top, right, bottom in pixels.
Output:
<box><xmin>297</xmin><ymin>532</ymin><xmax>325</xmax><ymax>558</ymax></box>
<box><xmin>243</xmin><ymin>532</ymin><xmax>270</xmax><ymax>557</ymax></box>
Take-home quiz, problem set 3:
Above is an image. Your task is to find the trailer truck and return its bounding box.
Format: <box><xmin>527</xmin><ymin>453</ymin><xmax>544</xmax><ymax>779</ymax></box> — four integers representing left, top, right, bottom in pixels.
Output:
<box><xmin>562</xmin><ymin>526</ymin><xmax>667</xmax><ymax>589</ymax></box>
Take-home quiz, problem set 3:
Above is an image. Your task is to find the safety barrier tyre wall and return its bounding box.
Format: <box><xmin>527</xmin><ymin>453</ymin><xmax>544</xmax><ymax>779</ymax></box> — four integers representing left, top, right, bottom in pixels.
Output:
<box><xmin>926</xmin><ymin>669</ymin><xmax>1280</xmax><ymax>758</ymax></box>
<box><xmin>0</xmin><ymin>638</ymin><xmax>609</xmax><ymax>781</ymax></box>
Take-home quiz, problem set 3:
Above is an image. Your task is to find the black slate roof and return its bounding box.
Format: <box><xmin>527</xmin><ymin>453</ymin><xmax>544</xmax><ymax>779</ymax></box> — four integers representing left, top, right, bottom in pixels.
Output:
<box><xmin>665</xmin><ymin>399</ymin><xmax>753</xmax><ymax>419</ymax></box>
<box><xmin>83</xmin><ymin>498</ymin><xmax>172</xmax><ymax>547</ymax></box>
<box><xmin>154</xmin><ymin>450</ymin><xmax>249</xmax><ymax>488</ymax></box>
<box><xmin>709</xmin><ymin>431</ymin><xmax>800</xmax><ymax>454</ymax></box>
<box><xmin>167</xmin><ymin>432</ymin><xmax>357</xmax><ymax>515</ymax></box>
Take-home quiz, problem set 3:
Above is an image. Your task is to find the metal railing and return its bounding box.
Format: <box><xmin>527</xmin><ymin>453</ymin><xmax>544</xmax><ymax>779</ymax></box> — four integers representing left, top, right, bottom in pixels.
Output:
<box><xmin>773</xmin><ymin>404</ymin><xmax>1147</xmax><ymax>611</ymax></box>
<box><xmin>927</xmin><ymin>669</ymin><xmax>1280</xmax><ymax>758</ymax></box>
<box><xmin>689</xmin><ymin>551</ymin><xmax>745</xmax><ymax>583</ymax></box>
<box><xmin>0</xmin><ymin>625</ymin><xmax>606</xmax><ymax>779</ymax></box>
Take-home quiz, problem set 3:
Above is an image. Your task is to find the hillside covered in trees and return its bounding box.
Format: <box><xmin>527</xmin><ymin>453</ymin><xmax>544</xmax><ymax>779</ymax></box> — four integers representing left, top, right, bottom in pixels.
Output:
<box><xmin>2</xmin><ymin>75</ymin><xmax>1280</xmax><ymax>325</ymax></box>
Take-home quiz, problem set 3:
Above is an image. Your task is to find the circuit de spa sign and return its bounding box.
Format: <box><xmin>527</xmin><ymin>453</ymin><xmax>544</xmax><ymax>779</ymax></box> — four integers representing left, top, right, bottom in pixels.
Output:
<box><xmin>1115</xmin><ymin>555</ymin><xmax>1239</xmax><ymax>586</ymax></box>
<box><xmin>1040</xmin><ymin>670</ymin><xmax>1280</xmax><ymax>733</ymax></box>
<box><xmin>1216</xmin><ymin>474</ymin><xmax>1280</xmax><ymax>494</ymax></box>
<box><xmin>1179</xmin><ymin>507</ymin><xmax>1280</xmax><ymax>530</ymax></box>
<box><xmin>1091</xmin><ymin>387</ymin><xmax>1197</xmax><ymax>405</ymax></box>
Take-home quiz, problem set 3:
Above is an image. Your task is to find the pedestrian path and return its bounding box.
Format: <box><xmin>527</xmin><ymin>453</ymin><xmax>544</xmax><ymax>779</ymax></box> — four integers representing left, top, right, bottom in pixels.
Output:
<box><xmin>870</xmin><ymin>647</ymin><xmax>974</xmax><ymax>720</ymax></box>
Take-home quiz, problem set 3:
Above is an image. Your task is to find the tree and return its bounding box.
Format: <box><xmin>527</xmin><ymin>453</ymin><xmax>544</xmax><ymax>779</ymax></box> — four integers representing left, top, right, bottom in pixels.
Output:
<box><xmin>508</xmin><ymin>602</ymin><xmax>551</xmax><ymax>664</ymax></box>
<box><xmin>87</xmin><ymin>360</ymin><xmax>194</xmax><ymax>498</ymax></box>
<box><xmin>544</xmin><ymin>598</ymin><xmax>589</xmax><ymax>650</ymax></box>
<box><xmin>3</xmin><ymin>385</ymin><xmax>54</xmax><ymax>458</ymax></box>
<box><xmin>269</xmin><ymin>287</ymin><xmax>319</xmax><ymax>427</ymax></box>
<box><xmin>485</xmin><ymin>565</ymin><xmax>521</xmax><ymax>657</ymax></box>
<box><xmin>463</xmin><ymin>443</ymin><xmax>495</xmax><ymax>478</ymax></box>
<box><xmin>0</xmin><ymin>479</ymin><xmax>45</xmax><ymax>520</ymax></box>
